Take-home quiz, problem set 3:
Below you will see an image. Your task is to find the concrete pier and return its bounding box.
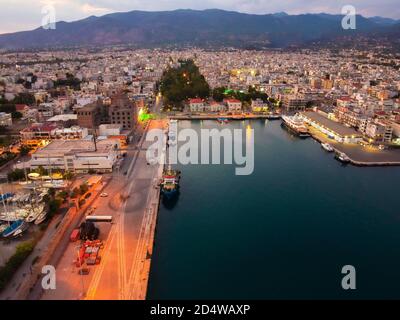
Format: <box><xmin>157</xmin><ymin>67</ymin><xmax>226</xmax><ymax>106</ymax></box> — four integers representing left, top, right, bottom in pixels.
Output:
<box><xmin>308</xmin><ymin>127</ymin><xmax>400</xmax><ymax>167</ymax></box>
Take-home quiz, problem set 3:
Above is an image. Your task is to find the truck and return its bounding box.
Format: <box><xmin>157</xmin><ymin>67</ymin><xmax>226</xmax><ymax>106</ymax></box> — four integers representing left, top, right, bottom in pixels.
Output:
<box><xmin>70</xmin><ymin>229</ymin><xmax>80</xmax><ymax>242</ymax></box>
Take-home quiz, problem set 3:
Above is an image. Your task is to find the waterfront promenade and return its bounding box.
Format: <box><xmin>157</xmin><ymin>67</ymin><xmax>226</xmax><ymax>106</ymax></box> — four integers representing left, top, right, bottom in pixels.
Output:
<box><xmin>169</xmin><ymin>113</ymin><xmax>278</xmax><ymax>120</ymax></box>
<box><xmin>308</xmin><ymin>126</ymin><xmax>400</xmax><ymax>166</ymax></box>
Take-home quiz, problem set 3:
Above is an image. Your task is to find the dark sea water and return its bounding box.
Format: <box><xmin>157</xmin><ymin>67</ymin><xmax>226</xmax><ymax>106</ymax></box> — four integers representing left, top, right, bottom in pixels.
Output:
<box><xmin>147</xmin><ymin>120</ymin><xmax>400</xmax><ymax>299</ymax></box>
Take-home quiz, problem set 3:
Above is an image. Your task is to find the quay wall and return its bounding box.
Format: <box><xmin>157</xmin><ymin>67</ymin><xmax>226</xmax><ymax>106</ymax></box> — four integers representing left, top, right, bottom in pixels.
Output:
<box><xmin>308</xmin><ymin>131</ymin><xmax>400</xmax><ymax>167</ymax></box>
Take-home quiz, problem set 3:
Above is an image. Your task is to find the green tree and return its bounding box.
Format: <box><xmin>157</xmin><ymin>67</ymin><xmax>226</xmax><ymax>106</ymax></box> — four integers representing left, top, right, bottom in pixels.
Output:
<box><xmin>11</xmin><ymin>111</ymin><xmax>22</xmax><ymax>119</ymax></box>
<box><xmin>71</xmin><ymin>187</ymin><xmax>79</xmax><ymax>198</ymax></box>
<box><xmin>7</xmin><ymin>169</ymin><xmax>25</xmax><ymax>182</ymax></box>
<box><xmin>19</xmin><ymin>145</ymin><xmax>32</xmax><ymax>156</ymax></box>
<box><xmin>160</xmin><ymin>59</ymin><xmax>210</xmax><ymax>110</ymax></box>
<box><xmin>212</xmin><ymin>87</ymin><xmax>226</xmax><ymax>102</ymax></box>
<box><xmin>79</xmin><ymin>183</ymin><xmax>89</xmax><ymax>195</ymax></box>
<box><xmin>12</xmin><ymin>93</ymin><xmax>35</xmax><ymax>105</ymax></box>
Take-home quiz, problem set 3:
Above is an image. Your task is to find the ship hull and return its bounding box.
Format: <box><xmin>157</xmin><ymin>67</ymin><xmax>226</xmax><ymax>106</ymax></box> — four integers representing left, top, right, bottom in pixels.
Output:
<box><xmin>281</xmin><ymin>121</ymin><xmax>310</xmax><ymax>138</ymax></box>
<box><xmin>162</xmin><ymin>188</ymin><xmax>178</xmax><ymax>199</ymax></box>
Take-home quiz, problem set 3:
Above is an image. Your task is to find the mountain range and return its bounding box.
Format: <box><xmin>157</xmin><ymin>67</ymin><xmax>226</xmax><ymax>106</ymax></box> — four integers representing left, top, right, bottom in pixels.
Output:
<box><xmin>0</xmin><ymin>9</ymin><xmax>399</xmax><ymax>50</ymax></box>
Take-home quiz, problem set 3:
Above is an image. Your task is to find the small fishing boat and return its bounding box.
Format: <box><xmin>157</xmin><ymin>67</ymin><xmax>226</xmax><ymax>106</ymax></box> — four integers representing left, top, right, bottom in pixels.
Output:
<box><xmin>321</xmin><ymin>142</ymin><xmax>334</xmax><ymax>152</ymax></box>
<box><xmin>0</xmin><ymin>208</ymin><xmax>29</xmax><ymax>222</ymax></box>
<box><xmin>35</xmin><ymin>210</ymin><xmax>48</xmax><ymax>225</ymax></box>
<box><xmin>335</xmin><ymin>152</ymin><xmax>350</xmax><ymax>164</ymax></box>
<box><xmin>26</xmin><ymin>203</ymin><xmax>46</xmax><ymax>223</ymax></box>
<box><xmin>2</xmin><ymin>219</ymin><xmax>24</xmax><ymax>238</ymax></box>
<box><xmin>11</xmin><ymin>222</ymin><xmax>29</xmax><ymax>238</ymax></box>
<box><xmin>266</xmin><ymin>113</ymin><xmax>281</xmax><ymax>120</ymax></box>
<box><xmin>217</xmin><ymin>117</ymin><xmax>230</xmax><ymax>124</ymax></box>
<box><xmin>0</xmin><ymin>192</ymin><xmax>14</xmax><ymax>202</ymax></box>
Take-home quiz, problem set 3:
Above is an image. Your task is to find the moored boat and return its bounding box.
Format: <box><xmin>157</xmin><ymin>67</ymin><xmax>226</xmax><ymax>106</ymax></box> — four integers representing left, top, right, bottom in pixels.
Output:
<box><xmin>217</xmin><ymin>117</ymin><xmax>230</xmax><ymax>124</ymax></box>
<box><xmin>335</xmin><ymin>152</ymin><xmax>350</xmax><ymax>164</ymax></box>
<box><xmin>11</xmin><ymin>222</ymin><xmax>29</xmax><ymax>238</ymax></box>
<box><xmin>34</xmin><ymin>210</ymin><xmax>48</xmax><ymax>225</ymax></box>
<box><xmin>266</xmin><ymin>113</ymin><xmax>281</xmax><ymax>120</ymax></box>
<box><xmin>321</xmin><ymin>142</ymin><xmax>334</xmax><ymax>152</ymax></box>
<box><xmin>26</xmin><ymin>203</ymin><xmax>46</xmax><ymax>223</ymax></box>
<box><xmin>161</xmin><ymin>166</ymin><xmax>181</xmax><ymax>199</ymax></box>
<box><xmin>2</xmin><ymin>219</ymin><xmax>25</xmax><ymax>238</ymax></box>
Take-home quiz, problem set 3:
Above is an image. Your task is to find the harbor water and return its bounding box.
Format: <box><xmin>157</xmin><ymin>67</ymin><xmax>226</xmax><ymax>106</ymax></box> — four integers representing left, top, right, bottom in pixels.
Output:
<box><xmin>147</xmin><ymin>120</ymin><xmax>400</xmax><ymax>299</ymax></box>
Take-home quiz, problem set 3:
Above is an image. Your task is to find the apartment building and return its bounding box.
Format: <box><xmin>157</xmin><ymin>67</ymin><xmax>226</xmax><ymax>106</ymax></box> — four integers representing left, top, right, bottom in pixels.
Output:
<box><xmin>109</xmin><ymin>93</ymin><xmax>137</xmax><ymax>131</ymax></box>
<box><xmin>189</xmin><ymin>99</ymin><xmax>205</xmax><ymax>112</ymax></box>
<box><xmin>365</xmin><ymin>120</ymin><xmax>393</xmax><ymax>143</ymax></box>
<box><xmin>282</xmin><ymin>94</ymin><xmax>308</xmax><ymax>112</ymax></box>
<box><xmin>225</xmin><ymin>99</ymin><xmax>242</xmax><ymax>113</ymax></box>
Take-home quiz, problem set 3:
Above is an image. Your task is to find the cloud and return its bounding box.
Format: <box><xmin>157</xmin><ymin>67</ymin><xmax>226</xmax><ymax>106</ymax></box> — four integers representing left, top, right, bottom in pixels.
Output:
<box><xmin>0</xmin><ymin>0</ymin><xmax>399</xmax><ymax>34</ymax></box>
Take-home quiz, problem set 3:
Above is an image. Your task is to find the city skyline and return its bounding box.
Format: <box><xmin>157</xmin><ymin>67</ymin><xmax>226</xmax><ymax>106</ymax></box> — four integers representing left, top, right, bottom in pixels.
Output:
<box><xmin>0</xmin><ymin>0</ymin><xmax>399</xmax><ymax>34</ymax></box>
<box><xmin>0</xmin><ymin>0</ymin><xmax>400</xmax><ymax>306</ymax></box>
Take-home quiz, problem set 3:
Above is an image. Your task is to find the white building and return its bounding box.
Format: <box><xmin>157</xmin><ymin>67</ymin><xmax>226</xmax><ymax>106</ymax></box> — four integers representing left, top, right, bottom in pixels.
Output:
<box><xmin>0</xmin><ymin>112</ymin><xmax>12</xmax><ymax>127</ymax></box>
<box><xmin>50</xmin><ymin>126</ymin><xmax>89</xmax><ymax>140</ymax></box>
<box><xmin>98</xmin><ymin>124</ymin><xmax>122</xmax><ymax>136</ymax></box>
<box><xmin>189</xmin><ymin>99</ymin><xmax>205</xmax><ymax>112</ymax></box>
<box><xmin>16</xmin><ymin>139</ymin><xmax>121</xmax><ymax>173</ymax></box>
<box><xmin>206</xmin><ymin>102</ymin><xmax>225</xmax><ymax>113</ymax></box>
<box><xmin>365</xmin><ymin>120</ymin><xmax>393</xmax><ymax>143</ymax></box>
<box><xmin>225</xmin><ymin>99</ymin><xmax>242</xmax><ymax>113</ymax></box>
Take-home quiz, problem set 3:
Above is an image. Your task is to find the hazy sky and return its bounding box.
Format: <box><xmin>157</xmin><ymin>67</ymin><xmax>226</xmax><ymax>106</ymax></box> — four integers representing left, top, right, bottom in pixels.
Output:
<box><xmin>0</xmin><ymin>0</ymin><xmax>399</xmax><ymax>34</ymax></box>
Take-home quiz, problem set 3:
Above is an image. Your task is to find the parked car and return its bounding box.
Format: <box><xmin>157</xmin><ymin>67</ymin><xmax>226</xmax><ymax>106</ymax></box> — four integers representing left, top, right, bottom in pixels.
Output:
<box><xmin>100</xmin><ymin>193</ymin><xmax>108</xmax><ymax>197</ymax></box>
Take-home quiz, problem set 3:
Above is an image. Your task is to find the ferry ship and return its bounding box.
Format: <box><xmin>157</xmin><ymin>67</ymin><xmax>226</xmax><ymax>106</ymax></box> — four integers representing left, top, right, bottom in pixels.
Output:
<box><xmin>281</xmin><ymin>115</ymin><xmax>310</xmax><ymax>138</ymax></box>
<box><xmin>161</xmin><ymin>166</ymin><xmax>181</xmax><ymax>199</ymax></box>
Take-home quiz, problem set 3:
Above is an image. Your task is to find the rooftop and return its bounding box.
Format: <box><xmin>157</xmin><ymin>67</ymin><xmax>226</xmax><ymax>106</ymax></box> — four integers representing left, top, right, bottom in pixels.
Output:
<box><xmin>47</xmin><ymin>114</ymin><xmax>78</xmax><ymax>122</ymax></box>
<box><xmin>36</xmin><ymin>139</ymin><xmax>118</xmax><ymax>156</ymax></box>
<box><xmin>301</xmin><ymin>111</ymin><xmax>361</xmax><ymax>137</ymax></box>
<box><xmin>21</xmin><ymin>123</ymin><xmax>58</xmax><ymax>133</ymax></box>
<box><xmin>189</xmin><ymin>98</ymin><xmax>203</xmax><ymax>104</ymax></box>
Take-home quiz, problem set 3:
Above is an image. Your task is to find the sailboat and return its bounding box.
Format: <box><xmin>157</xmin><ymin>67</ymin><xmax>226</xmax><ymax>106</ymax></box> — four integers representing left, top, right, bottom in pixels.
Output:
<box><xmin>0</xmin><ymin>208</ymin><xmax>29</xmax><ymax>222</ymax></box>
<box><xmin>35</xmin><ymin>209</ymin><xmax>48</xmax><ymax>225</ymax></box>
<box><xmin>2</xmin><ymin>219</ymin><xmax>25</xmax><ymax>238</ymax></box>
<box><xmin>26</xmin><ymin>203</ymin><xmax>46</xmax><ymax>223</ymax></box>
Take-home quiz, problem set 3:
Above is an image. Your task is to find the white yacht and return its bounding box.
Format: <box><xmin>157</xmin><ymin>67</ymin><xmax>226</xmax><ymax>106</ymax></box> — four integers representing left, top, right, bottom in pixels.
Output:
<box><xmin>321</xmin><ymin>142</ymin><xmax>334</xmax><ymax>152</ymax></box>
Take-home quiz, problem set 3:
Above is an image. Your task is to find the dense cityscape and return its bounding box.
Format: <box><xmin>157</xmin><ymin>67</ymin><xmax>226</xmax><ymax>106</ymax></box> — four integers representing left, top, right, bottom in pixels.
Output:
<box><xmin>0</xmin><ymin>2</ymin><xmax>400</xmax><ymax>306</ymax></box>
